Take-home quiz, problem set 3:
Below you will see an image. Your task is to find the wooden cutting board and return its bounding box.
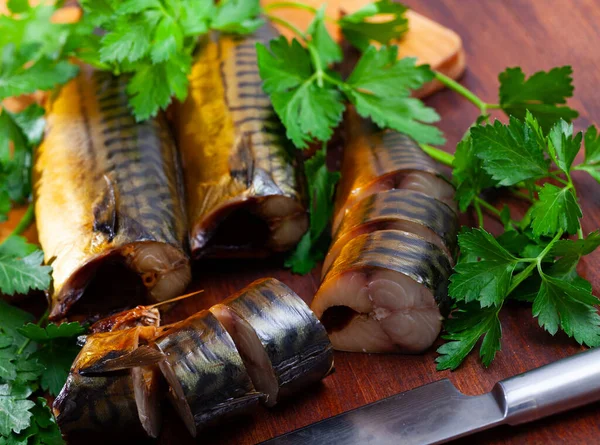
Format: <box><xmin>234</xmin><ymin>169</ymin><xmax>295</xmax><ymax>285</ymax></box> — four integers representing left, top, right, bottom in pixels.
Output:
<box><xmin>263</xmin><ymin>0</ymin><xmax>466</xmax><ymax>96</ymax></box>
<box><xmin>4</xmin><ymin>1</ymin><xmax>600</xmax><ymax>445</ymax></box>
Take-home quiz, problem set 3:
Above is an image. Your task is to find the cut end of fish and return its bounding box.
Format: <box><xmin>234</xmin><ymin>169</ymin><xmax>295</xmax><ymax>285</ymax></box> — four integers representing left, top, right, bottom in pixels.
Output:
<box><xmin>332</xmin><ymin>171</ymin><xmax>456</xmax><ymax>234</ymax></box>
<box><xmin>314</xmin><ymin>230</ymin><xmax>452</xmax><ymax>353</ymax></box>
<box><xmin>315</xmin><ymin>269</ymin><xmax>443</xmax><ymax>353</ymax></box>
<box><xmin>212</xmin><ymin>278</ymin><xmax>334</xmax><ymax>405</ymax></box>
<box><xmin>210</xmin><ymin>304</ymin><xmax>279</xmax><ymax>406</ymax></box>
<box><xmin>159</xmin><ymin>360</ymin><xmax>198</xmax><ymax>437</ymax></box>
<box><xmin>190</xmin><ymin>197</ymin><xmax>308</xmax><ymax>259</ymax></box>
<box><xmin>133</xmin><ymin>365</ymin><xmax>162</xmax><ymax>438</ymax></box>
<box><xmin>49</xmin><ymin>242</ymin><xmax>190</xmax><ymax>320</ymax></box>
<box><xmin>128</xmin><ymin>242</ymin><xmax>191</xmax><ymax>303</ymax></box>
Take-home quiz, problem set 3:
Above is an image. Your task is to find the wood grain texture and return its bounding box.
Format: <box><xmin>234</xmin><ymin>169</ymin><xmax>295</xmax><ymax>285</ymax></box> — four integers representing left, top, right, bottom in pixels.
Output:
<box><xmin>158</xmin><ymin>1</ymin><xmax>600</xmax><ymax>443</ymax></box>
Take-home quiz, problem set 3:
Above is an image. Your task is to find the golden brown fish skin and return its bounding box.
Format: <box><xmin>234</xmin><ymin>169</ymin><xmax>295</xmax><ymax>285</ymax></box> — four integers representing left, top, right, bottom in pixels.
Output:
<box><xmin>53</xmin><ymin>326</ymin><xmax>161</xmax><ymax>438</ymax></box>
<box><xmin>211</xmin><ymin>278</ymin><xmax>334</xmax><ymax>406</ymax></box>
<box><xmin>173</xmin><ymin>26</ymin><xmax>307</xmax><ymax>258</ymax></box>
<box><xmin>154</xmin><ymin>310</ymin><xmax>262</xmax><ymax>437</ymax></box>
<box><xmin>35</xmin><ymin>67</ymin><xmax>190</xmax><ymax>320</ymax></box>
<box><xmin>317</xmin><ymin>230</ymin><xmax>453</xmax><ymax>313</ymax></box>
<box><xmin>323</xmin><ymin>189</ymin><xmax>458</xmax><ymax>276</ymax></box>
<box><xmin>332</xmin><ymin>108</ymin><xmax>454</xmax><ymax>233</ymax></box>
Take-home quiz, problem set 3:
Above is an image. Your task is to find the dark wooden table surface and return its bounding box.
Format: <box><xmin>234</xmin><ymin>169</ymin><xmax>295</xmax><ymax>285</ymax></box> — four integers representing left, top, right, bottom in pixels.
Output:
<box><xmin>154</xmin><ymin>1</ymin><xmax>600</xmax><ymax>444</ymax></box>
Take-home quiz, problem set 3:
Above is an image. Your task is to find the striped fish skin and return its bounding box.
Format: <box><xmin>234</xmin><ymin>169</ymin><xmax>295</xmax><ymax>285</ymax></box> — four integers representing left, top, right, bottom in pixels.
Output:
<box><xmin>312</xmin><ymin>230</ymin><xmax>453</xmax><ymax>353</ymax></box>
<box><xmin>173</xmin><ymin>26</ymin><xmax>307</xmax><ymax>258</ymax></box>
<box><xmin>154</xmin><ymin>310</ymin><xmax>262</xmax><ymax>437</ymax></box>
<box><xmin>323</xmin><ymin>189</ymin><xmax>458</xmax><ymax>276</ymax></box>
<box><xmin>53</xmin><ymin>327</ymin><xmax>161</xmax><ymax>438</ymax></box>
<box><xmin>332</xmin><ymin>108</ymin><xmax>455</xmax><ymax>233</ymax></box>
<box><xmin>211</xmin><ymin>278</ymin><xmax>333</xmax><ymax>407</ymax></box>
<box><xmin>35</xmin><ymin>67</ymin><xmax>190</xmax><ymax>320</ymax></box>
<box><xmin>323</xmin><ymin>230</ymin><xmax>452</xmax><ymax>307</ymax></box>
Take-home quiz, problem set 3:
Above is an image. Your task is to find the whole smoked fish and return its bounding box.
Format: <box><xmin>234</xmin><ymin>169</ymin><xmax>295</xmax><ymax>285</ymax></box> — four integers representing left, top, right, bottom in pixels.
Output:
<box><xmin>313</xmin><ymin>230</ymin><xmax>453</xmax><ymax>353</ymax></box>
<box><xmin>173</xmin><ymin>27</ymin><xmax>307</xmax><ymax>258</ymax></box>
<box><xmin>35</xmin><ymin>67</ymin><xmax>191</xmax><ymax>320</ymax></box>
<box><xmin>332</xmin><ymin>108</ymin><xmax>456</xmax><ymax>233</ymax></box>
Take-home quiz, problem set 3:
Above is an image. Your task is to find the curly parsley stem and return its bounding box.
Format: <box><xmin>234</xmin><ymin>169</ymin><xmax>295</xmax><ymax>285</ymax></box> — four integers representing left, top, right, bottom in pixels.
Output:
<box><xmin>17</xmin><ymin>309</ymin><xmax>49</xmax><ymax>355</ymax></box>
<box><xmin>266</xmin><ymin>15</ymin><xmax>306</xmax><ymax>40</ymax></box>
<box><xmin>263</xmin><ymin>1</ymin><xmax>318</xmax><ymax>13</ymax></box>
<box><xmin>475</xmin><ymin>197</ymin><xmax>518</xmax><ymax>230</ymax></box>
<box><xmin>511</xmin><ymin>188</ymin><xmax>534</xmax><ymax>202</ymax></box>
<box><xmin>474</xmin><ymin>201</ymin><xmax>484</xmax><ymax>227</ymax></box>
<box><xmin>507</xmin><ymin>230</ymin><xmax>564</xmax><ymax>295</ymax></box>
<box><xmin>433</xmin><ymin>71</ymin><xmax>490</xmax><ymax>115</ymax></box>
<box><xmin>419</xmin><ymin>143</ymin><xmax>454</xmax><ymax>167</ymax></box>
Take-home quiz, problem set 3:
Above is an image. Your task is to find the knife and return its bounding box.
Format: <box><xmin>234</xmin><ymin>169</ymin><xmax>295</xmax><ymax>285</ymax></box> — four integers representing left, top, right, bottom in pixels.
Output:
<box><xmin>262</xmin><ymin>347</ymin><xmax>600</xmax><ymax>444</ymax></box>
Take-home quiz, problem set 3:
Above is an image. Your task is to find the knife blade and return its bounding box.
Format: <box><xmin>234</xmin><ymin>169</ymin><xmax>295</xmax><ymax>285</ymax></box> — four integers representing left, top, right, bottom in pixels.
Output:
<box><xmin>262</xmin><ymin>347</ymin><xmax>600</xmax><ymax>444</ymax></box>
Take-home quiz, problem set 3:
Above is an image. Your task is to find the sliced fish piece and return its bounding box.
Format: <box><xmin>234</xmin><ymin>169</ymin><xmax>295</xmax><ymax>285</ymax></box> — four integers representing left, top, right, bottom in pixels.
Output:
<box><xmin>332</xmin><ymin>108</ymin><xmax>455</xmax><ymax>233</ymax></box>
<box><xmin>323</xmin><ymin>189</ymin><xmax>458</xmax><ymax>277</ymax></box>
<box><xmin>34</xmin><ymin>67</ymin><xmax>191</xmax><ymax>320</ymax></box>
<box><xmin>172</xmin><ymin>26</ymin><xmax>307</xmax><ymax>258</ymax></box>
<box><xmin>312</xmin><ymin>230</ymin><xmax>452</xmax><ymax>353</ymax></box>
<box><xmin>154</xmin><ymin>310</ymin><xmax>262</xmax><ymax>437</ymax></box>
<box><xmin>53</xmin><ymin>326</ymin><xmax>161</xmax><ymax>438</ymax></box>
<box><xmin>210</xmin><ymin>278</ymin><xmax>334</xmax><ymax>407</ymax></box>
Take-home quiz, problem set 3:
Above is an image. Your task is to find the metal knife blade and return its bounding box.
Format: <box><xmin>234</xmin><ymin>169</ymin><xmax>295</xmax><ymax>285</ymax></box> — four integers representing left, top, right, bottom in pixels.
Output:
<box><xmin>262</xmin><ymin>379</ymin><xmax>504</xmax><ymax>445</ymax></box>
<box><xmin>261</xmin><ymin>347</ymin><xmax>600</xmax><ymax>445</ymax></box>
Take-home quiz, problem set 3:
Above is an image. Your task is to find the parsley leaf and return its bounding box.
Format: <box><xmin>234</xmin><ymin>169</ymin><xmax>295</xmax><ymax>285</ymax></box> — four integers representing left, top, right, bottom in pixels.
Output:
<box><xmin>436</xmin><ymin>303</ymin><xmax>501</xmax><ymax>371</ymax></box>
<box><xmin>449</xmin><ymin>229</ymin><xmax>519</xmax><ymax>307</ymax></box>
<box><xmin>211</xmin><ymin>0</ymin><xmax>263</xmax><ymax>34</ymax></box>
<box><xmin>346</xmin><ymin>48</ymin><xmax>443</xmax><ymax>144</ymax></box>
<box><xmin>471</xmin><ymin>116</ymin><xmax>549</xmax><ymax>186</ymax></box>
<box><xmin>0</xmin><ymin>384</ymin><xmax>35</xmax><ymax>436</ymax></box>
<box><xmin>530</xmin><ymin>183</ymin><xmax>582</xmax><ymax>236</ymax></box>
<box><xmin>498</xmin><ymin>66</ymin><xmax>579</xmax><ymax>131</ymax></box>
<box><xmin>339</xmin><ymin>0</ymin><xmax>408</xmax><ymax>51</ymax></box>
<box><xmin>452</xmin><ymin>135</ymin><xmax>496</xmax><ymax>211</ymax></box>
<box><xmin>286</xmin><ymin>147</ymin><xmax>340</xmax><ymax>274</ymax></box>
<box><xmin>0</xmin><ymin>251</ymin><xmax>52</xmax><ymax>296</ymax></box>
<box><xmin>583</xmin><ymin>125</ymin><xmax>600</xmax><ymax>165</ymax></box>
<box><xmin>574</xmin><ymin>125</ymin><xmax>600</xmax><ymax>182</ymax></box>
<box><xmin>533</xmin><ymin>273</ymin><xmax>600</xmax><ymax>347</ymax></box>
<box><xmin>307</xmin><ymin>6</ymin><xmax>342</xmax><ymax>66</ymax></box>
<box><xmin>257</xmin><ymin>37</ymin><xmax>345</xmax><ymax>148</ymax></box>
<box><xmin>18</xmin><ymin>323</ymin><xmax>86</xmax><ymax>342</ymax></box>
<box><xmin>550</xmin><ymin>230</ymin><xmax>600</xmax><ymax>257</ymax></box>
<box><xmin>548</xmin><ymin>119</ymin><xmax>582</xmax><ymax>174</ymax></box>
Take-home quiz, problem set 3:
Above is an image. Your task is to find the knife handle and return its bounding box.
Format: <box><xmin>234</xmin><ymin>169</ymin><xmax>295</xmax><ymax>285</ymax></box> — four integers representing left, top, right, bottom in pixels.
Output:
<box><xmin>492</xmin><ymin>347</ymin><xmax>600</xmax><ymax>425</ymax></box>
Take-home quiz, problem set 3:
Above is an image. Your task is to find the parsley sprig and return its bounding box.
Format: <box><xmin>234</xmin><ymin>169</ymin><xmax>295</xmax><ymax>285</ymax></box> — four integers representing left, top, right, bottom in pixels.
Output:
<box><xmin>78</xmin><ymin>0</ymin><xmax>264</xmax><ymax>120</ymax></box>
<box><xmin>0</xmin><ymin>302</ymin><xmax>84</xmax><ymax>444</ymax></box>
<box><xmin>259</xmin><ymin>3</ymin><xmax>440</xmax><ymax>272</ymax></box>
<box><xmin>422</xmin><ymin>67</ymin><xmax>600</xmax><ymax>370</ymax></box>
